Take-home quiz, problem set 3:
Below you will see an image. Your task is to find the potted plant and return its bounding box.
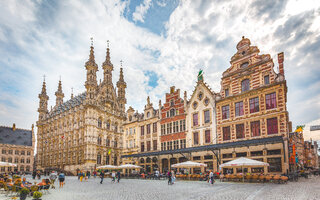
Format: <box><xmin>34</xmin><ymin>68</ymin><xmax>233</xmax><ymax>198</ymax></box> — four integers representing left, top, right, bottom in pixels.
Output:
<box><xmin>20</xmin><ymin>187</ymin><xmax>30</xmax><ymax>200</ymax></box>
<box><xmin>33</xmin><ymin>191</ymin><xmax>43</xmax><ymax>200</ymax></box>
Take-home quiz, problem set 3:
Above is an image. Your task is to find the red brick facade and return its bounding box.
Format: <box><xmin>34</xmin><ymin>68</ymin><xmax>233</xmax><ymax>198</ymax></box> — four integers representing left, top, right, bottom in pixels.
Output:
<box><xmin>160</xmin><ymin>86</ymin><xmax>186</xmax><ymax>143</ymax></box>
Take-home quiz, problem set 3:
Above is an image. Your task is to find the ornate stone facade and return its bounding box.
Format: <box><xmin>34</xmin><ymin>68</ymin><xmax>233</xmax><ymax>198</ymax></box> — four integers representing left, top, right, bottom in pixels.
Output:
<box><xmin>216</xmin><ymin>37</ymin><xmax>290</xmax><ymax>174</ymax></box>
<box><xmin>0</xmin><ymin>123</ymin><xmax>35</xmax><ymax>173</ymax></box>
<box><xmin>36</xmin><ymin>42</ymin><xmax>126</xmax><ymax>173</ymax></box>
<box><xmin>122</xmin><ymin>97</ymin><xmax>160</xmax><ymax>172</ymax></box>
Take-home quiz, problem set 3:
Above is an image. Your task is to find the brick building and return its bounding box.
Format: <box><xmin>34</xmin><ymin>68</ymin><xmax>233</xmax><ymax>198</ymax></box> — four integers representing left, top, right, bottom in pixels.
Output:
<box><xmin>215</xmin><ymin>37</ymin><xmax>290</xmax><ymax>174</ymax></box>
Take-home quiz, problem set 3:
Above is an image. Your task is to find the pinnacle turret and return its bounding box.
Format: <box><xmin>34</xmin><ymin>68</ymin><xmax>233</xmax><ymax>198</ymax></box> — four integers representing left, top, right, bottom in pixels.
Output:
<box><xmin>38</xmin><ymin>77</ymin><xmax>49</xmax><ymax>120</ymax></box>
<box><xmin>117</xmin><ymin>66</ymin><xmax>127</xmax><ymax>112</ymax></box>
<box><xmin>102</xmin><ymin>41</ymin><xmax>114</xmax><ymax>86</ymax></box>
<box><xmin>85</xmin><ymin>38</ymin><xmax>98</xmax><ymax>101</ymax></box>
<box><xmin>55</xmin><ymin>79</ymin><xmax>64</xmax><ymax>107</ymax></box>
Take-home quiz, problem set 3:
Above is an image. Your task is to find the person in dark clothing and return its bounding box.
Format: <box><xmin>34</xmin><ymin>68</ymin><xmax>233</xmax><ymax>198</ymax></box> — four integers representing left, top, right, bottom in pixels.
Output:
<box><xmin>32</xmin><ymin>171</ymin><xmax>36</xmax><ymax>179</ymax></box>
<box><xmin>100</xmin><ymin>171</ymin><xmax>105</xmax><ymax>184</ymax></box>
<box><xmin>116</xmin><ymin>171</ymin><xmax>121</xmax><ymax>183</ymax></box>
<box><xmin>168</xmin><ymin>171</ymin><xmax>172</xmax><ymax>185</ymax></box>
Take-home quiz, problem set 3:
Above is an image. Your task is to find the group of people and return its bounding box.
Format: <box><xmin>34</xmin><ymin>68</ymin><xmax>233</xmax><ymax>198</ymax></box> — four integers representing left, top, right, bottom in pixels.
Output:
<box><xmin>49</xmin><ymin>171</ymin><xmax>65</xmax><ymax>188</ymax></box>
<box><xmin>167</xmin><ymin>170</ymin><xmax>176</xmax><ymax>185</ymax></box>
<box><xmin>77</xmin><ymin>171</ymin><xmax>91</xmax><ymax>182</ymax></box>
<box><xmin>32</xmin><ymin>170</ymin><xmax>42</xmax><ymax>180</ymax></box>
<box><xmin>99</xmin><ymin>170</ymin><xmax>121</xmax><ymax>184</ymax></box>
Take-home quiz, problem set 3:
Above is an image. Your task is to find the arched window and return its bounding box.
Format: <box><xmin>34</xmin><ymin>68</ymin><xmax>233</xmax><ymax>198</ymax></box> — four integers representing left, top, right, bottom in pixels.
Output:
<box><xmin>114</xmin><ymin>123</ymin><xmax>118</xmax><ymax>132</ymax></box>
<box><xmin>240</xmin><ymin>62</ymin><xmax>249</xmax><ymax>68</ymax></box>
<box><xmin>170</xmin><ymin>109</ymin><xmax>175</xmax><ymax>117</ymax></box>
<box><xmin>106</xmin><ymin>138</ymin><xmax>110</xmax><ymax>147</ymax></box>
<box><xmin>97</xmin><ymin>154</ymin><xmax>101</xmax><ymax>164</ymax></box>
<box><xmin>170</xmin><ymin>100</ymin><xmax>174</xmax><ymax>107</ymax></box>
<box><xmin>241</xmin><ymin>79</ymin><xmax>250</xmax><ymax>92</ymax></box>
<box><xmin>106</xmin><ymin>121</ymin><xmax>110</xmax><ymax>130</ymax></box>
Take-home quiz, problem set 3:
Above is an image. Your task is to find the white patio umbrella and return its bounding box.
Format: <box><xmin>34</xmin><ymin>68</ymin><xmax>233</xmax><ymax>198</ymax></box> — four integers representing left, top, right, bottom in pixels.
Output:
<box><xmin>96</xmin><ymin>165</ymin><xmax>118</xmax><ymax>170</ymax></box>
<box><xmin>219</xmin><ymin>157</ymin><xmax>269</xmax><ymax>182</ymax></box>
<box><xmin>171</xmin><ymin>161</ymin><xmax>207</xmax><ymax>168</ymax></box>
<box><xmin>0</xmin><ymin>161</ymin><xmax>17</xmax><ymax>167</ymax></box>
<box><xmin>118</xmin><ymin>164</ymin><xmax>142</xmax><ymax>169</ymax></box>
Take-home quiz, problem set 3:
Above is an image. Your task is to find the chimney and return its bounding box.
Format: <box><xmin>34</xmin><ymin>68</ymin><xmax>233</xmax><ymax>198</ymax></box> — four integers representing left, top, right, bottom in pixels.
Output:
<box><xmin>278</xmin><ymin>52</ymin><xmax>284</xmax><ymax>76</ymax></box>
<box><xmin>12</xmin><ymin>123</ymin><xmax>16</xmax><ymax>131</ymax></box>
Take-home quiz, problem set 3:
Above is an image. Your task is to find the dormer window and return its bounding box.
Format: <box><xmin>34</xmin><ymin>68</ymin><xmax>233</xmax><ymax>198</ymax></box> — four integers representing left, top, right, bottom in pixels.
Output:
<box><xmin>170</xmin><ymin>100</ymin><xmax>174</xmax><ymax>107</ymax></box>
<box><xmin>225</xmin><ymin>89</ymin><xmax>229</xmax><ymax>97</ymax></box>
<box><xmin>240</xmin><ymin>62</ymin><xmax>249</xmax><ymax>69</ymax></box>
<box><xmin>170</xmin><ymin>109</ymin><xmax>175</xmax><ymax>117</ymax></box>
<box><xmin>147</xmin><ymin>112</ymin><xmax>150</xmax><ymax>118</ymax></box>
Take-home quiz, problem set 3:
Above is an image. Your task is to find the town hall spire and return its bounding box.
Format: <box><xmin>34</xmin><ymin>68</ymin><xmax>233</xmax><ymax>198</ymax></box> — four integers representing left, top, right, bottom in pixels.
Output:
<box><xmin>85</xmin><ymin>38</ymin><xmax>98</xmax><ymax>101</ymax></box>
<box><xmin>55</xmin><ymin>78</ymin><xmax>64</xmax><ymax>107</ymax></box>
<box><xmin>38</xmin><ymin>76</ymin><xmax>49</xmax><ymax>120</ymax></box>
<box><xmin>117</xmin><ymin>63</ymin><xmax>127</xmax><ymax>113</ymax></box>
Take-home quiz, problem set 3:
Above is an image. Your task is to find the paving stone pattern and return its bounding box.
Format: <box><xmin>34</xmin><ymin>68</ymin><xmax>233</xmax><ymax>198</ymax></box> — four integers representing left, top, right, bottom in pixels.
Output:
<box><xmin>1</xmin><ymin>176</ymin><xmax>320</xmax><ymax>200</ymax></box>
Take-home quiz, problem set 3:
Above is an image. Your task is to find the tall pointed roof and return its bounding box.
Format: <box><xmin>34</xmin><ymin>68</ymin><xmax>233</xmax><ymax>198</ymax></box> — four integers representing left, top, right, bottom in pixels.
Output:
<box><xmin>55</xmin><ymin>79</ymin><xmax>64</xmax><ymax>97</ymax></box>
<box><xmin>39</xmin><ymin>77</ymin><xmax>49</xmax><ymax>99</ymax></box>
<box><xmin>85</xmin><ymin>38</ymin><xmax>98</xmax><ymax>68</ymax></box>
<box><xmin>103</xmin><ymin>41</ymin><xmax>113</xmax><ymax>69</ymax></box>
<box><xmin>117</xmin><ymin>68</ymin><xmax>126</xmax><ymax>88</ymax></box>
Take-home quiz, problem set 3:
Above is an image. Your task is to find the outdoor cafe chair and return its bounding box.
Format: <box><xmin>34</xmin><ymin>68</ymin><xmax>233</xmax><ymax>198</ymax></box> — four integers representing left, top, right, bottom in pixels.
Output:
<box><xmin>258</xmin><ymin>175</ymin><xmax>265</xmax><ymax>183</ymax></box>
<box><xmin>272</xmin><ymin>175</ymin><xmax>281</xmax><ymax>184</ymax></box>
<box><xmin>252</xmin><ymin>174</ymin><xmax>259</xmax><ymax>183</ymax></box>
<box><xmin>280</xmin><ymin>176</ymin><xmax>288</xmax><ymax>184</ymax></box>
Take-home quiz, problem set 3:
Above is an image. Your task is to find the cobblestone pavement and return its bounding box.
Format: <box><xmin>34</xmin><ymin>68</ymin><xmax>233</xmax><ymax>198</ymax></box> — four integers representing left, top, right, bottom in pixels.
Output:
<box><xmin>1</xmin><ymin>176</ymin><xmax>320</xmax><ymax>200</ymax></box>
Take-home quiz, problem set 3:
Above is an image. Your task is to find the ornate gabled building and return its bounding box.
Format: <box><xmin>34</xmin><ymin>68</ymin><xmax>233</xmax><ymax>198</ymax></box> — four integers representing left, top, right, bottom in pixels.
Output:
<box><xmin>185</xmin><ymin>72</ymin><xmax>218</xmax><ymax>172</ymax></box>
<box><xmin>36</xmin><ymin>41</ymin><xmax>127</xmax><ymax>173</ymax></box>
<box><xmin>122</xmin><ymin>97</ymin><xmax>161</xmax><ymax>173</ymax></box>
<box><xmin>216</xmin><ymin>37</ymin><xmax>290</xmax><ymax>174</ymax></box>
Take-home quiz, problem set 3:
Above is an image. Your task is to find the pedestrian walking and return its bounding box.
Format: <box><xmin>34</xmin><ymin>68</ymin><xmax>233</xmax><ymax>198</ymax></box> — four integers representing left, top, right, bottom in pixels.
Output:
<box><xmin>58</xmin><ymin>172</ymin><xmax>65</xmax><ymax>188</ymax></box>
<box><xmin>171</xmin><ymin>170</ymin><xmax>175</xmax><ymax>184</ymax></box>
<box><xmin>93</xmin><ymin>171</ymin><xmax>97</xmax><ymax>178</ymax></box>
<box><xmin>111</xmin><ymin>171</ymin><xmax>116</xmax><ymax>183</ymax></box>
<box><xmin>100</xmin><ymin>171</ymin><xmax>105</xmax><ymax>184</ymax></box>
<box><xmin>117</xmin><ymin>171</ymin><xmax>121</xmax><ymax>183</ymax></box>
<box><xmin>49</xmin><ymin>171</ymin><xmax>57</xmax><ymax>189</ymax></box>
<box><xmin>209</xmin><ymin>170</ymin><xmax>215</xmax><ymax>185</ymax></box>
<box><xmin>80</xmin><ymin>171</ymin><xmax>84</xmax><ymax>182</ymax></box>
<box><xmin>167</xmin><ymin>171</ymin><xmax>172</xmax><ymax>185</ymax></box>
<box><xmin>32</xmin><ymin>171</ymin><xmax>36</xmax><ymax>179</ymax></box>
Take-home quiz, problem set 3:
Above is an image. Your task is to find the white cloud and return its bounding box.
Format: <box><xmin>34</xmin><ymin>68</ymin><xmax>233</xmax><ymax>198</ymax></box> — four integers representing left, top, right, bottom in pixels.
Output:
<box><xmin>132</xmin><ymin>0</ymin><xmax>152</xmax><ymax>23</ymax></box>
<box><xmin>0</xmin><ymin>0</ymin><xmax>319</xmax><ymax>131</ymax></box>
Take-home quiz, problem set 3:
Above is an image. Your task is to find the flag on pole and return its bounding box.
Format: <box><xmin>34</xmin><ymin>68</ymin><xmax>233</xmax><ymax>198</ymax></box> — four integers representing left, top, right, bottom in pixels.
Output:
<box><xmin>108</xmin><ymin>149</ymin><xmax>112</xmax><ymax>155</ymax></box>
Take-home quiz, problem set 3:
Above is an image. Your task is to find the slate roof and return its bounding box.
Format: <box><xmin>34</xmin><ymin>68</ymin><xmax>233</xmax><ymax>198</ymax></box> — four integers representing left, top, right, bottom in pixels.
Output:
<box><xmin>122</xmin><ymin>136</ymin><xmax>283</xmax><ymax>158</ymax></box>
<box><xmin>0</xmin><ymin>126</ymin><xmax>33</xmax><ymax>146</ymax></box>
<box><xmin>49</xmin><ymin>92</ymin><xmax>86</xmax><ymax>117</ymax></box>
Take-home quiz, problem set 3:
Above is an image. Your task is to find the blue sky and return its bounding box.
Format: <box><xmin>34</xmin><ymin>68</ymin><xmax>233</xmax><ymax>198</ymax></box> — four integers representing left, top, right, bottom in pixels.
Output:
<box><xmin>0</xmin><ymin>0</ymin><xmax>320</xmax><ymax>130</ymax></box>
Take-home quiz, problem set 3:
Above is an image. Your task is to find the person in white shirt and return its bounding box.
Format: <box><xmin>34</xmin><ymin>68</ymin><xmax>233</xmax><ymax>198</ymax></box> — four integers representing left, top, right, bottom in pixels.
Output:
<box><xmin>209</xmin><ymin>171</ymin><xmax>214</xmax><ymax>185</ymax></box>
<box><xmin>111</xmin><ymin>171</ymin><xmax>116</xmax><ymax>182</ymax></box>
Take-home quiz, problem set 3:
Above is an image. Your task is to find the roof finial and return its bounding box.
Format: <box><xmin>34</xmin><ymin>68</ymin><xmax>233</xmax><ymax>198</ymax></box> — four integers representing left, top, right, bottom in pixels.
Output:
<box><xmin>120</xmin><ymin>60</ymin><xmax>123</xmax><ymax>67</ymax></box>
<box><xmin>242</xmin><ymin>36</ymin><xmax>245</xmax><ymax>39</ymax></box>
<box><xmin>71</xmin><ymin>87</ymin><xmax>74</xmax><ymax>98</ymax></box>
<box><xmin>59</xmin><ymin>75</ymin><xmax>61</xmax><ymax>81</ymax></box>
<box><xmin>43</xmin><ymin>74</ymin><xmax>46</xmax><ymax>82</ymax></box>
<box><xmin>90</xmin><ymin>37</ymin><xmax>93</xmax><ymax>46</ymax></box>
<box><xmin>107</xmin><ymin>40</ymin><xmax>109</xmax><ymax>48</ymax></box>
